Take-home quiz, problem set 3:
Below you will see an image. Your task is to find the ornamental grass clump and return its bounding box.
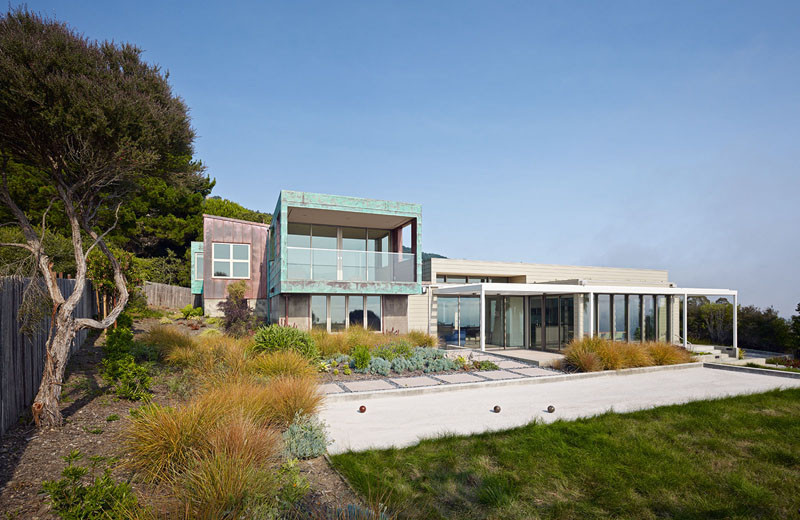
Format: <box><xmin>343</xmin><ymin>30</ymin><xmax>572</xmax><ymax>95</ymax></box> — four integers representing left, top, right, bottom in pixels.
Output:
<box><xmin>647</xmin><ymin>341</ymin><xmax>693</xmax><ymax>365</ymax></box>
<box><xmin>247</xmin><ymin>350</ymin><xmax>316</xmax><ymax>379</ymax></box>
<box><xmin>264</xmin><ymin>376</ymin><xmax>324</xmax><ymax>426</ymax></box>
<box><xmin>143</xmin><ymin>325</ymin><xmax>196</xmax><ymax>360</ymax></box>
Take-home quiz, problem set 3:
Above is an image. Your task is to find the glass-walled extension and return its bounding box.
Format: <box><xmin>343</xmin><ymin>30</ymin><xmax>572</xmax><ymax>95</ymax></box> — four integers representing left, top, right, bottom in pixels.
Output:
<box><xmin>437</xmin><ymin>296</ymin><xmax>480</xmax><ymax>347</ymax></box>
<box><xmin>587</xmin><ymin>293</ymin><xmax>681</xmax><ymax>344</ymax></box>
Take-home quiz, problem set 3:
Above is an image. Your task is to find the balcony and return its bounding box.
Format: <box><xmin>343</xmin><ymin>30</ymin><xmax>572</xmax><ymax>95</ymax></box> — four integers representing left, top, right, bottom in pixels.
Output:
<box><xmin>287</xmin><ymin>247</ymin><xmax>415</xmax><ymax>283</ymax></box>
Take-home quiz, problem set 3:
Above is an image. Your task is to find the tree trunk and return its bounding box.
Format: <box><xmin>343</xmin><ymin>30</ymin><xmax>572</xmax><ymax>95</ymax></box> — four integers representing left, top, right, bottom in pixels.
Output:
<box><xmin>31</xmin><ymin>313</ymin><xmax>76</xmax><ymax>428</ymax></box>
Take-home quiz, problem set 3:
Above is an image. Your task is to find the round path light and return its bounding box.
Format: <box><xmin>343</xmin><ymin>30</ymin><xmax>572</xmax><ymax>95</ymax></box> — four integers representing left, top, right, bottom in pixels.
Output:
<box><xmin>547</xmin><ymin>405</ymin><xmax>555</xmax><ymax>413</ymax></box>
<box><xmin>358</xmin><ymin>405</ymin><xmax>366</xmax><ymax>413</ymax></box>
<box><xmin>493</xmin><ymin>405</ymin><xmax>501</xmax><ymax>413</ymax></box>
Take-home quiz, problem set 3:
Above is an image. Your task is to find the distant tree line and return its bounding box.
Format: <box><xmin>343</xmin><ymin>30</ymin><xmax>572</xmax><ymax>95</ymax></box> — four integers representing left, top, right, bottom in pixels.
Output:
<box><xmin>688</xmin><ymin>297</ymin><xmax>800</xmax><ymax>355</ymax></box>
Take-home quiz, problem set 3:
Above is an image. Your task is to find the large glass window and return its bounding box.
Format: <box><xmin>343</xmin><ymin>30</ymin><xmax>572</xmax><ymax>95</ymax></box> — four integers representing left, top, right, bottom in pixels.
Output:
<box><xmin>212</xmin><ymin>243</ymin><xmax>250</xmax><ymax>279</ymax></box>
<box><xmin>530</xmin><ymin>296</ymin><xmax>543</xmax><ymax>349</ymax></box>
<box><xmin>505</xmin><ymin>296</ymin><xmax>525</xmax><ymax>348</ymax></box>
<box><xmin>342</xmin><ymin>227</ymin><xmax>367</xmax><ymax>281</ymax></box>
<box><xmin>629</xmin><ymin>295</ymin><xmax>642</xmax><ymax>341</ymax></box>
<box><xmin>330</xmin><ymin>296</ymin><xmax>346</xmax><ymax>332</ymax></box>
<box><xmin>486</xmin><ymin>296</ymin><xmax>504</xmax><ymax>347</ymax></box>
<box><xmin>311</xmin><ymin>225</ymin><xmax>337</xmax><ymax>281</ymax></box>
<box><xmin>459</xmin><ymin>297</ymin><xmax>480</xmax><ymax>347</ymax></box>
<box><xmin>194</xmin><ymin>252</ymin><xmax>204</xmax><ymax>280</ymax></box>
<box><xmin>437</xmin><ymin>297</ymin><xmax>459</xmax><ymax>346</ymax></box>
<box><xmin>287</xmin><ymin>223</ymin><xmax>311</xmax><ymax>279</ymax></box>
<box><xmin>614</xmin><ymin>295</ymin><xmax>627</xmax><ymax>341</ymax></box>
<box><xmin>644</xmin><ymin>295</ymin><xmax>656</xmax><ymax>341</ymax></box>
<box><xmin>560</xmin><ymin>296</ymin><xmax>574</xmax><ymax>345</ymax></box>
<box><xmin>348</xmin><ymin>295</ymin><xmax>364</xmax><ymax>328</ymax></box>
<box><xmin>596</xmin><ymin>294</ymin><xmax>611</xmax><ymax>339</ymax></box>
<box><xmin>366</xmin><ymin>296</ymin><xmax>382</xmax><ymax>331</ymax></box>
<box><xmin>310</xmin><ymin>295</ymin><xmax>327</xmax><ymax>330</ymax></box>
<box><xmin>582</xmin><ymin>294</ymin><xmax>591</xmax><ymax>337</ymax></box>
<box><xmin>657</xmin><ymin>295</ymin><xmax>668</xmax><ymax>342</ymax></box>
<box><xmin>545</xmin><ymin>296</ymin><xmax>560</xmax><ymax>349</ymax></box>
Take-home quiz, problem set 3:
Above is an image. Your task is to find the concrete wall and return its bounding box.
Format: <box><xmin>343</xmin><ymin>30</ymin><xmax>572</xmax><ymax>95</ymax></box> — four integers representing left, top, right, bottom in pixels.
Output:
<box><xmin>383</xmin><ymin>295</ymin><xmax>409</xmax><ymax>334</ymax></box>
<box><xmin>426</xmin><ymin>258</ymin><xmax>670</xmax><ymax>287</ymax></box>
<box><xmin>286</xmin><ymin>294</ymin><xmax>310</xmax><ymax>329</ymax></box>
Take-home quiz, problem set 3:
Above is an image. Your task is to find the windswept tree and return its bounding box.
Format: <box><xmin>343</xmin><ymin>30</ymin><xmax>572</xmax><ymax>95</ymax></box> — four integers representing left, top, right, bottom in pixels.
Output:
<box><xmin>0</xmin><ymin>8</ymin><xmax>202</xmax><ymax>427</ymax></box>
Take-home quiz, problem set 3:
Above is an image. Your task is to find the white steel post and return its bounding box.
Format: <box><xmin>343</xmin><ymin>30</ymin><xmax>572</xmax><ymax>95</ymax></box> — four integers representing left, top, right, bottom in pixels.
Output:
<box><xmin>480</xmin><ymin>285</ymin><xmax>486</xmax><ymax>352</ymax></box>
<box><xmin>733</xmin><ymin>292</ymin><xmax>738</xmax><ymax>351</ymax></box>
<box><xmin>683</xmin><ymin>293</ymin><xmax>688</xmax><ymax>348</ymax></box>
<box><xmin>588</xmin><ymin>292</ymin><xmax>594</xmax><ymax>338</ymax></box>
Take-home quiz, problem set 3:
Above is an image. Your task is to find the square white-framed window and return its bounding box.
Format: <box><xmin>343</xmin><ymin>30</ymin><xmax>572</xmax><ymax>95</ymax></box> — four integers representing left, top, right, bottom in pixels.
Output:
<box><xmin>194</xmin><ymin>252</ymin><xmax>204</xmax><ymax>281</ymax></box>
<box><xmin>211</xmin><ymin>242</ymin><xmax>250</xmax><ymax>279</ymax></box>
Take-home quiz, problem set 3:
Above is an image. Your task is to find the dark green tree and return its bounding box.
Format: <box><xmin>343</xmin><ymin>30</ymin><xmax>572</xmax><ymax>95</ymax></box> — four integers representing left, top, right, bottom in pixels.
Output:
<box><xmin>0</xmin><ymin>8</ymin><xmax>200</xmax><ymax>427</ymax></box>
<box><xmin>203</xmin><ymin>196</ymin><xmax>272</xmax><ymax>224</ymax></box>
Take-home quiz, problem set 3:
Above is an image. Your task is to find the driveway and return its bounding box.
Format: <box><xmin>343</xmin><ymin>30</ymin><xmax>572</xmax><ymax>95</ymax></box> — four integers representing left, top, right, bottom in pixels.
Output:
<box><xmin>320</xmin><ymin>365</ymin><xmax>800</xmax><ymax>454</ymax></box>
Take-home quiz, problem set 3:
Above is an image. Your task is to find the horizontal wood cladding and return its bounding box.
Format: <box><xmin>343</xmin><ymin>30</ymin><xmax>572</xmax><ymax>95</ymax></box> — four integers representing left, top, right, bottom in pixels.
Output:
<box><xmin>427</xmin><ymin>258</ymin><xmax>669</xmax><ymax>286</ymax></box>
<box><xmin>203</xmin><ymin>215</ymin><xmax>269</xmax><ymax>300</ymax></box>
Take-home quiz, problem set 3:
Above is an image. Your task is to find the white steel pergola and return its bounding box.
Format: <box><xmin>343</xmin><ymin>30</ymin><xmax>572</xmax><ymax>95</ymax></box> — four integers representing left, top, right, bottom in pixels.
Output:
<box><xmin>433</xmin><ymin>282</ymin><xmax>738</xmax><ymax>352</ymax></box>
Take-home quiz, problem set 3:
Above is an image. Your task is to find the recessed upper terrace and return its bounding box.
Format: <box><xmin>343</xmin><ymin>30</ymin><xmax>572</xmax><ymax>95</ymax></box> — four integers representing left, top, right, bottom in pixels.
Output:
<box><xmin>268</xmin><ymin>190</ymin><xmax>422</xmax><ymax>296</ymax></box>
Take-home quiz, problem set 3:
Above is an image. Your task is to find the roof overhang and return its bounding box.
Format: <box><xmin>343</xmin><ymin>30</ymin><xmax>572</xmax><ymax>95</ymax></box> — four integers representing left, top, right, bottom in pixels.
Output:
<box><xmin>434</xmin><ymin>282</ymin><xmax>737</xmax><ymax>297</ymax></box>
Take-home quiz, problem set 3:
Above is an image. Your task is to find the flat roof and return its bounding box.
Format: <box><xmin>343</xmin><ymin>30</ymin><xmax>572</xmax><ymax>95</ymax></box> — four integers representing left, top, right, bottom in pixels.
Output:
<box><xmin>434</xmin><ymin>282</ymin><xmax>737</xmax><ymax>297</ymax></box>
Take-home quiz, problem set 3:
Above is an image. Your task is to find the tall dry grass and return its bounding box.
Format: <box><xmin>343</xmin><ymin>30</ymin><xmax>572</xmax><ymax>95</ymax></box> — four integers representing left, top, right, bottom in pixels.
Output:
<box><xmin>247</xmin><ymin>350</ymin><xmax>316</xmax><ymax>378</ymax></box>
<box><xmin>311</xmin><ymin>326</ymin><xmax>437</xmax><ymax>357</ymax></box>
<box><xmin>564</xmin><ymin>337</ymin><xmax>695</xmax><ymax>372</ymax></box>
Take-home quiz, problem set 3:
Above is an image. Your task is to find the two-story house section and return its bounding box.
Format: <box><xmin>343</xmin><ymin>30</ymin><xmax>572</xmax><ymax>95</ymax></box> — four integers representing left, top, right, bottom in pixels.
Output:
<box><xmin>267</xmin><ymin>190</ymin><xmax>422</xmax><ymax>334</ymax></box>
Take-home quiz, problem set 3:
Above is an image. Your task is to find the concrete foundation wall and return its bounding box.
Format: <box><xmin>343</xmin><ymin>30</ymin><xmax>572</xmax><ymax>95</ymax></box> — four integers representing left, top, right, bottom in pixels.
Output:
<box><xmin>287</xmin><ymin>294</ymin><xmax>310</xmax><ymax>329</ymax></box>
<box><xmin>383</xmin><ymin>295</ymin><xmax>408</xmax><ymax>334</ymax></box>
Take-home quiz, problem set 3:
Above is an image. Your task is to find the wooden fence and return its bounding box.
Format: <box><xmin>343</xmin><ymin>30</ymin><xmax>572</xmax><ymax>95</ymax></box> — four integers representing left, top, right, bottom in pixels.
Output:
<box><xmin>142</xmin><ymin>281</ymin><xmax>194</xmax><ymax>310</ymax></box>
<box><xmin>0</xmin><ymin>277</ymin><xmax>95</xmax><ymax>436</ymax></box>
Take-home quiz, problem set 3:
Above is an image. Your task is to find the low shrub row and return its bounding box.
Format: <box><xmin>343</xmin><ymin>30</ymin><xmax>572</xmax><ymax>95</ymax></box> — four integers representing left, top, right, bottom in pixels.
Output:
<box><xmin>322</xmin><ymin>347</ymin><xmax>499</xmax><ymax>376</ymax></box>
<box><xmin>101</xmin><ymin>326</ymin><xmax>155</xmax><ymax>401</ymax></box>
<box><xmin>563</xmin><ymin>337</ymin><xmax>695</xmax><ymax>372</ymax></box>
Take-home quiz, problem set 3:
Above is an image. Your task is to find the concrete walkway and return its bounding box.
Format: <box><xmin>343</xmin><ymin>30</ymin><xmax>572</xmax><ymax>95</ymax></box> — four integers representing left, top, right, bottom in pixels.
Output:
<box><xmin>320</xmin><ymin>365</ymin><xmax>800</xmax><ymax>454</ymax></box>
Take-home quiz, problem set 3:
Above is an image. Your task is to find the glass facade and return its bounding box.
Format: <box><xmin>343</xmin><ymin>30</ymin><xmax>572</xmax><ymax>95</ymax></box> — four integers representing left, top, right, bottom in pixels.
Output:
<box><xmin>348</xmin><ymin>295</ymin><xmax>364</xmax><ymax>328</ymax></box>
<box><xmin>614</xmin><ymin>294</ymin><xmax>627</xmax><ymax>341</ymax></box>
<box><xmin>597</xmin><ymin>294</ymin><xmax>611</xmax><ymax>340</ymax></box>
<box><xmin>310</xmin><ymin>295</ymin><xmax>326</xmax><ymax>330</ymax></box>
<box><xmin>530</xmin><ymin>296</ymin><xmax>543</xmax><ymax>349</ymax></box>
<box><xmin>545</xmin><ymin>296</ymin><xmax>560</xmax><ymax>349</ymax></box>
<box><xmin>560</xmin><ymin>296</ymin><xmax>574</xmax><ymax>344</ymax></box>
<box><xmin>644</xmin><ymin>295</ymin><xmax>656</xmax><ymax>341</ymax></box>
<box><xmin>366</xmin><ymin>296</ymin><xmax>382</xmax><ymax>331</ymax></box>
<box><xmin>437</xmin><ymin>297</ymin><xmax>459</xmax><ymax>346</ymax></box>
<box><xmin>330</xmin><ymin>295</ymin><xmax>346</xmax><ymax>332</ymax></box>
<box><xmin>629</xmin><ymin>295</ymin><xmax>642</xmax><ymax>341</ymax></box>
<box><xmin>657</xmin><ymin>295</ymin><xmax>668</xmax><ymax>342</ymax></box>
<box><xmin>505</xmin><ymin>297</ymin><xmax>525</xmax><ymax>348</ymax></box>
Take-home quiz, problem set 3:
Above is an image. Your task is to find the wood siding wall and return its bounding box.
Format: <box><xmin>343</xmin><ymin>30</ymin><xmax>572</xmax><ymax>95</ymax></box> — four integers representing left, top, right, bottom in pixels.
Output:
<box><xmin>142</xmin><ymin>281</ymin><xmax>194</xmax><ymax>309</ymax></box>
<box><xmin>0</xmin><ymin>277</ymin><xmax>94</xmax><ymax>436</ymax></box>
<box><xmin>203</xmin><ymin>215</ymin><xmax>270</xmax><ymax>300</ymax></box>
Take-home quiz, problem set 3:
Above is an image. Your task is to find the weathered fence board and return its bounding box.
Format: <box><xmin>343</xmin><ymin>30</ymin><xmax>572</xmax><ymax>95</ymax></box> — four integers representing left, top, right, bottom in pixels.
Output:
<box><xmin>142</xmin><ymin>281</ymin><xmax>194</xmax><ymax>309</ymax></box>
<box><xmin>0</xmin><ymin>277</ymin><xmax>94</xmax><ymax>436</ymax></box>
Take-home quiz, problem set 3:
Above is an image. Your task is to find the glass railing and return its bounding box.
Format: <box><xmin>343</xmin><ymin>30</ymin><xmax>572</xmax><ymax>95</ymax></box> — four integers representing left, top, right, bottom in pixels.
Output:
<box><xmin>286</xmin><ymin>247</ymin><xmax>415</xmax><ymax>282</ymax></box>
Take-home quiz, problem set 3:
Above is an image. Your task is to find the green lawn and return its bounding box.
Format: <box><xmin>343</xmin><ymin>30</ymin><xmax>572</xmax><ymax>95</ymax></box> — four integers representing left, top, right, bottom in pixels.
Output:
<box><xmin>331</xmin><ymin>389</ymin><xmax>800</xmax><ymax>519</ymax></box>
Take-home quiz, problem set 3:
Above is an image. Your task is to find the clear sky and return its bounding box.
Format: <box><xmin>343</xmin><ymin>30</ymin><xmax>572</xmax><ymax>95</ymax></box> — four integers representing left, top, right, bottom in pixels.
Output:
<box><xmin>23</xmin><ymin>1</ymin><xmax>800</xmax><ymax>316</ymax></box>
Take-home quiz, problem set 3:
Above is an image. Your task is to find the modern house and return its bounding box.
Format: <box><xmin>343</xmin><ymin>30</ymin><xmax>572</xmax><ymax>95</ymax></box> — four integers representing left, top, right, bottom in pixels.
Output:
<box><xmin>195</xmin><ymin>190</ymin><xmax>739</xmax><ymax>355</ymax></box>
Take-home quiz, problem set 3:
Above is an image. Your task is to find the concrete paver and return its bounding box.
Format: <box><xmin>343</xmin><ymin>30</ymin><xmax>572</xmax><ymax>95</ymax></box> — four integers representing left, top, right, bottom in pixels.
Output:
<box><xmin>390</xmin><ymin>376</ymin><xmax>442</xmax><ymax>388</ymax></box>
<box><xmin>474</xmin><ymin>370</ymin><xmax>524</xmax><ymax>380</ymax></box>
<box><xmin>495</xmin><ymin>360</ymin><xmax>529</xmax><ymax>369</ymax></box>
<box><xmin>319</xmin><ymin>383</ymin><xmax>345</xmax><ymax>394</ymax></box>
<box><xmin>511</xmin><ymin>367</ymin><xmax>558</xmax><ymax>377</ymax></box>
<box><xmin>341</xmin><ymin>380</ymin><xmax>395</xmax><ymax>393</ymax></box>
<box><xmin>321</xmin><ymin>365</ymin><xmax>800</xmax><ymax>454</ymax></box>
<box><xmin>434</xmin><ymin>373</ymin><xmax>485</xmax><ymax>384</ymax></box>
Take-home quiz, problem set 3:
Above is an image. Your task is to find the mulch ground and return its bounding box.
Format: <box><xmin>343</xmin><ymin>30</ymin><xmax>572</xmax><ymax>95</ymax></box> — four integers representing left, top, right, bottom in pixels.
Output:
<box><xmin>0</xmin><ymin>320</ymin><xmax>360</xmax><ymax>519</ymax></box>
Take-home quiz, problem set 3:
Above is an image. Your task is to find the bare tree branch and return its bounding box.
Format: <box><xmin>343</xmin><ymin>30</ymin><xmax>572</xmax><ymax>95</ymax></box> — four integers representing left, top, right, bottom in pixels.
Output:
<box><xmin>84</xmin><ymin>201</ymin><xmax>122</xmax><ymax>257</ymax></box>
<box><xmin>0</xmin><ymin>241</ymin><xmax>35</xmax><ymax>252</ymax></box>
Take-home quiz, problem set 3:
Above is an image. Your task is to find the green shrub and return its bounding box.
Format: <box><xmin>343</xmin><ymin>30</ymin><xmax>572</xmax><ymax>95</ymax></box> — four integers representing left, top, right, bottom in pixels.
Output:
<box><xmin>391</xmin><ymin>357</ymin><xmax>411</xmax><ymax>373</ymax></box>
<box><xmin>42</xmin><ymin>450</ymin><xmax>140</xmax><ymax>519</ymax></box>
<box><xmin>115</xmin><ymin>312</ymin><xmax>133</xmax><ymax>329</ymax></box>
<box><xmin>253</xmin><ymin>325</ymin><xmax>320</xmax><ymax>360</ymax></box>
<box><xmin>283</xmin><ymin>413</ymin><xmax>331</xmax><ymax>459</ymax></box>
<box><xmin>473</xmin><ymin>360</ymin><xmax>499</xmax><ymax>371</ymax></box>
<box><xmin>106</xmin><ymin>414</ymin><xmax>120</xmax><ymax>422</ymax></box>
<box><xmin>218</xmin><ymin>280</ymin><xmax>256</xmax><ymax>337</ymax></box>
<box><xmin>102</xmin><ymin>355</ymin><xmax>151</xmax><ymax>401</ymax></box>
<box><xmin>181</xmin><ymin>304</ymin><xmax>203</xmax><ymax>319</ymax></box>
<box><xmin>343</xmin><ymin>368</ymin><xmax>352</xmax><ymax>375</ymax></box>
<box><xmin>351</xmin><ymin>345</ymin><xmax>371</xmax><ymax>371</ymax></box>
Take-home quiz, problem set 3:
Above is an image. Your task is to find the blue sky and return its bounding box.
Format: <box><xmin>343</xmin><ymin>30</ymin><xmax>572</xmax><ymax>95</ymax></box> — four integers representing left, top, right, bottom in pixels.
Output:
<box><xmin>25</xmin><ymin>1</ymin><xmax>800</xmax><ymax>316</ymax></box>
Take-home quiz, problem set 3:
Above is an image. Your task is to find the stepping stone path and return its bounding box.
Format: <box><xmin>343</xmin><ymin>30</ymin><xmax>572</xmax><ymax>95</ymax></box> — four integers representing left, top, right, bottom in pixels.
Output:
<box><xmin>434</xmin><ymin>373</ymin><xmax>486</xmax><ymax>384</ymax></box>
<box><xmin>473</xmin><ymin>370</ymin><xmax>524</xmax><ymax>380</ymax></box>
<box><xmin>512</xmin><ymin>367</ymin><xmax>558</xmax><ymax>377</ymax></box>
<box><xmin>341</xmin><ymin>380</ymin><xmax>395</xmax><ymax>393</ymax></box>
